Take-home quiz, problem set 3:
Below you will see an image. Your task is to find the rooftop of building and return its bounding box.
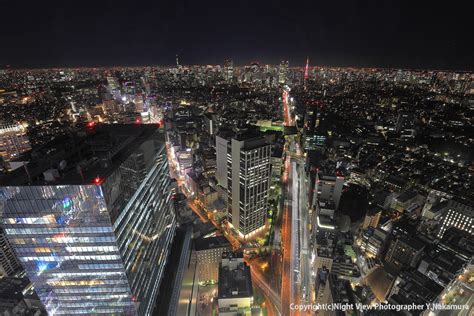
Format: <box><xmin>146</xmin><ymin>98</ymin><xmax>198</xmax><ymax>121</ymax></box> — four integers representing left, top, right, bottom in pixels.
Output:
<box><xmin>217</xmin><ymin>127</ymin><xmax>270</xmax><ymax>150</ymax></box>
<box><xmin>327</xmin><ymin>273</ymin><xmax>355</xmax><ymax>304</ymax></box>
<box><xmin>271</xmin><ymin>146</ymin><xmax>283</xmax><ymax>158</ymax></box>
<box><xmin>373</xmin><ymin>189</ymin><xmax>392</xmax><ymax>207</ymax></box>
<box><xmin>317</xmin><ymin>214</ymin><xmax>337</xmax><ymax>230</ymax></box>
<box><xmin>318</xmin><ymin>173</ymin><xmax>340</xmax><ymax>181</ymax></box>
<box><xmin>385</xmin><ymin>174</ymin><xmax>408</xmax><ymax>187</ymax></box>
<box><xmin>0</xmin><ymin>277</ymin><xmax>43</xmax><ymax>313</ymax></box>
<box><xmin>315</xmin><ymin>230</ymin><xmax>336</xmax><ymax>247</ymax></box>
<box><xmin>365</xmin><ymin>266</ymin><xmax>394</xmax><ymax>301</ymax></box>
<box><xmin>366</xmin><ymin>206</ymin><xmax>383</xmax><ymax>216</ymax></box>
<box><xmin>447</xmin><ymin>198</ymin><xmax>474</xmax><ymax>214</ymax></box>
<box><xmin>433</xmin><ymin>260</ymin><xmax>474</xmax><ymax>309</ymax></box>
<box><xmin>392</xmin><ymin>215</ymin><xmax>420</xmax><ymax>237</ymax></box>
<box><xmin>397</xmin><ymin>235</ymin><xmax>425</xmax><ymax>251</ymax></box>
<box><xmin>438</xmin><ymin>227</ymin><xmax>474</xmax><ymax>258</ymax></box>
<box><xmin>0</xmin><ymin>124</ymin><xmax>162</xmax><ymax>186</ymax></box>
<box><xmin>318</xmin><ymin>199</ymin><xmax>336</xmax><ymax>210</ymax></box>
<box><xmin>396</xmin><ymin>190</ymin><xmax>418</xmax><ymax>203</ymax></box>
<box><xmin>429</xmin><ymin>200</ymin><xmax>449</xmax><ymax>214</ymax></box>
<box><xmin>394</xmin><ymin>270</ymin><xmax>444</xmax><ymax>304</ymax></box>
<box><xmin>317</xmin><ymin>246</ymin><xmax>334</xmax><ymax>259</ymax></box>
<box><xmin>218</xmin><ymin>255</ymin><xmax>253</xmax><ymax>300</ymax></box>
<box><xmin>222</xmin><ymin>251</ymin><xmax>244</xmax><ymax>260</ymax></box>
<box><xmin>194</xmin><ymin>235</ymin><xmax>230</xmax><ymax>251</ymax></box>
<box><xmin>420</xmin><ymin>249</ymin><xmax>467</xmax><ymax>285</ymax></box>
<box><xmin>0</xmin><ymin>277</ymin><xmax>29</xmax><ymax>302</ymax></box>
<box><xmin>236</xmin><ymin>136</ymin><xmax>270</xmax><ymax>151</ymax></box>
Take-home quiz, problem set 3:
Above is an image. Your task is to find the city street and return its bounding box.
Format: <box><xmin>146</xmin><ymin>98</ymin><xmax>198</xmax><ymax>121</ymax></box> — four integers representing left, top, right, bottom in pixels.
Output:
<box><xmin>280</xmin><ymin>85</ymin><xmax>314</xmax><ymax>315</ymax></box>
<box><xmin>249</xmin><ymin>261</ymin><xmax>282</xmax><ymax>315</ymax></box>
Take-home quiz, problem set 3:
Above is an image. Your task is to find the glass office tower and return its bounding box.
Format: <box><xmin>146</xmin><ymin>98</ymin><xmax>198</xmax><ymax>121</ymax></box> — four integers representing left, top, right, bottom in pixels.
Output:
<box><xmin>0</xmin><ymin>125</ymin><xmax>176</xmax><ymax>315</ymax></box>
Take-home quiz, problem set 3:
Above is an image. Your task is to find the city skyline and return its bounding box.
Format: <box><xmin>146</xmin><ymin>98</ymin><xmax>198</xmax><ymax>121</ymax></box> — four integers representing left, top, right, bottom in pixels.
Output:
<box><xmin>1</xmin><ymin>0</ymin><xmax>473</xmax><ymax>70</ymax></box>
<box><xmin>0</xmin><ymin>3</ymin><xmax>473</xmax><ymax>315</ymax></box>
<box><xmin>0</xmin><ymin>60</ymin><xmax>472</xmax><ymax>316</ymax></box>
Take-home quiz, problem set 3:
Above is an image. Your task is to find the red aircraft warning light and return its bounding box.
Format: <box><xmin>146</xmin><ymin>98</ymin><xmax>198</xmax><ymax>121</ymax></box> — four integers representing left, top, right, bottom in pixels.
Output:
<box><xmin>93</xmin><ymin>177</ymin><xmax>102</xmax><ymax>185</ymax></box>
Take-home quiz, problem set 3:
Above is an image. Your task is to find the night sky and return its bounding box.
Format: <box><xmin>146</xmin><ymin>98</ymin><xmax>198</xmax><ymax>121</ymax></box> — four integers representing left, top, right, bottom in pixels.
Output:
<box><xmin>1</xmin><ymin>0</ymin><xmax>472</xmax><ymax>70</ymax></box>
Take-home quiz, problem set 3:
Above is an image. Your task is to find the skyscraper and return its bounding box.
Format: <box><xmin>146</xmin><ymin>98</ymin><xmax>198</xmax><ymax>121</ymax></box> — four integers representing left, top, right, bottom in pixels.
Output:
<box><xmin>223</xmin><ymin>59</ymin><xmax>234</xmax><ymax>83</ymax></box>
<box><xmin>303</xmin><ymin>102</ymin><xmax>326</xmax><ymax>151</ymax></box>
<box><xmin>217</xmin><ymin>132</ymin><xmax>271</xmax><ymax>237</ymax></box>
<box><xmin>230</xmin><ymin>134</ymin><xmax>271</xmax><ymax>237</ymax></box>
<box><xmin>278</xmin><ymin>61</ymin><xmax>289</xmax><ymax>85</ymax></box>
<box><xmin>0</xmin><ymin>124</ymin><xmax>176</xmax><ymax>315</ymax></box>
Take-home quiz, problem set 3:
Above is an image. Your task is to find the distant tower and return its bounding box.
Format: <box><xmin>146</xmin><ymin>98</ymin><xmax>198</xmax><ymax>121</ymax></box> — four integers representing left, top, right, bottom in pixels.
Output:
<box><xmin>176</xmin><ymin>54</ymin><xmax>179</xmax><ymax>67</ymax></box>
<box><xmin>223</xmin><ymin>59</ymin><xmax>234</xmax><ymax>83</ymax></box>
<box><xmin>278</xmin><ymin>61</ymin><xmax>289</xmax><ymax>85</ymax></box>
<box><xmin>304</xmin><ymin>57</ymin><xmax>309</xmax><ymax>90</ymax></box>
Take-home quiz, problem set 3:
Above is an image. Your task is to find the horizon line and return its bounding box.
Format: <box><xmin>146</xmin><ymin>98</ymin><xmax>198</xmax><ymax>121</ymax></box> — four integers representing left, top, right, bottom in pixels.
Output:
<box><xmin>2</xmin><ymin>63</ymin><xmax>473</xmax><ymax>73</ymax></box>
